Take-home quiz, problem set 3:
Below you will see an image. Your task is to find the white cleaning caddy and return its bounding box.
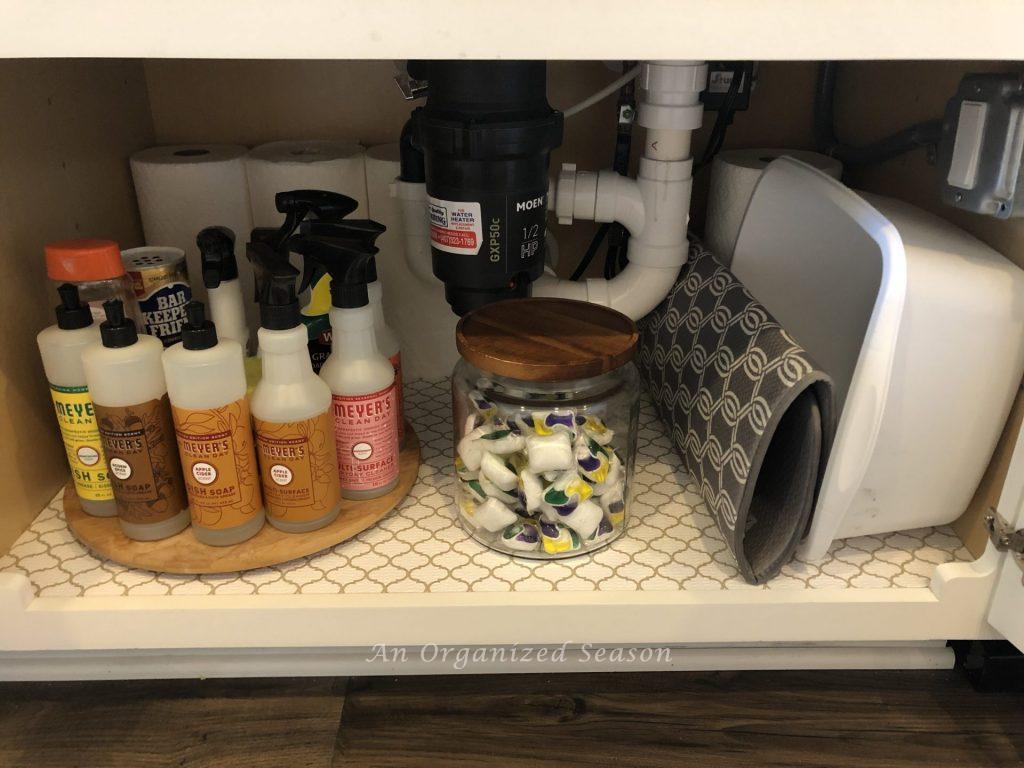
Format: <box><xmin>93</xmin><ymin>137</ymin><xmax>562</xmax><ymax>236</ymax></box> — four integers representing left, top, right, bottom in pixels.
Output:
<box><xmin>731</xmin><ymin>157</ymin><xmax>1024</xmax><ymax>560</ymax></box>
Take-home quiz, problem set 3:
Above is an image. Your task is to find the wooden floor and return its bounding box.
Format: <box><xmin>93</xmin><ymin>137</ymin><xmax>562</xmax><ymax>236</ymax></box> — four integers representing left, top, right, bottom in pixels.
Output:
<box><xmin>0</xmin><ymin>671</ymin><xmax>1021</xmax><ymax>767</ymax></box>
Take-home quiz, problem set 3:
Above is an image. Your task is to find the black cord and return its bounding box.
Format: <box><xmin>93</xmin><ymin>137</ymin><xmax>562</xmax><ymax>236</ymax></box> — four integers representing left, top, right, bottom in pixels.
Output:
<box><xmin>571</xmin><ymin>61</ymin><xmax>637</xmax><ymax>282</ymax></box>
<box><xmin>695</xmin><ymin>65</ymin><xmax>745</xmax><ymax>173</ymax></box>
<box><xmin>814</xmin><ymin>62</ymin><xmax>942</xmax><ymax>166</ymax></box>
<box><xmin>570</xmin><ymin>223</ymin><xmax>611</xmax><ymax>281</ymax></box>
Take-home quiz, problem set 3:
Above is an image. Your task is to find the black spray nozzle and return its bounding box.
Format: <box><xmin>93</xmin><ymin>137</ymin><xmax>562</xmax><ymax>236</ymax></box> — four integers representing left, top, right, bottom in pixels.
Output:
<box><xmin>299</xmin><ymin>218</ymin><xmax>386</xmax><ymax>246</ymax></box>
<box><xmin>276</xmin><ymin>189</ymin><xmax>360</xmax><ymax>220</ymax></box>
<box><xmin>197</xmin><ymin>226</ymin><xmax>238</xmax><ymax>289</ymax></box>
<box><xmin>270</xmin><ymin>190</ymin><xmax>361</xmax><ymax>250</ymax></box>
<box><xmin>182</xmin><ymin>300</ymin><xmax>218</xmax><ymax>351</ymax></box>
<box><xmin>246</xmin><ymin>238</ymin><xmax>302</xmax><ymax>331</ymax></box>
<box><xmin>55</xmin><ymin>283</ymin><xmax>93</xmax><ymax>330</ymax></box>
<box><xmin>288</xmin><ymin>234</ymin><xmax>378</xmax><ymax>309</ymax></box>
<box><xmin>100</xmin><ymin>299</ymin><xmax>138</xmax><ymax>349</ymax></box>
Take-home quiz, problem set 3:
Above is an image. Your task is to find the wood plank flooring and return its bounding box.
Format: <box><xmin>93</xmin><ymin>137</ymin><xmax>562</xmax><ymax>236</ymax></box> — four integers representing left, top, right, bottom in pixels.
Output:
<box><xmin>0</xmin><ymin>671</ymin><xmax>1020</xmax><ymax>767</ymax></box>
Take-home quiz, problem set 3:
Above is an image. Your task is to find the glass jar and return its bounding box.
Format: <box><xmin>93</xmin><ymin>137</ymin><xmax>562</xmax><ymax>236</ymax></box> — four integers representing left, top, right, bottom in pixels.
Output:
<box><xmin>45</xmin><ymin>238</ymin><xmax>139</xmax><ymax>325</ymax></box>
<box><xmin>452</xmin><ymin>298</ymin><xmax>640</xmax><ymax>559</ymax></box>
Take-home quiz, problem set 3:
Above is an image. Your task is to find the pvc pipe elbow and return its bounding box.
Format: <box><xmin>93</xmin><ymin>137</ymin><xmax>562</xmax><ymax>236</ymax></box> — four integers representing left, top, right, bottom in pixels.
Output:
<box><xmin>531</xmin><ymin>264</ymin><xmax>682</xmax><ymax>321</ymax></box>
<box><xmin>554</xmin><ymin>164</ymin><xmax>645</xmax><ymax>235</ymax></box>
<box><xmin>393</xmin><ymin>179</ymin><xmax>434</xmax><ymax>285</ymax></box>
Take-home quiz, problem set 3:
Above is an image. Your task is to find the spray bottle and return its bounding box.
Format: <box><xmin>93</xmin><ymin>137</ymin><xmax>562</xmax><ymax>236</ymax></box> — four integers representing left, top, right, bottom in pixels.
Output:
<box><xmin>162</xmin><ymin>301</ymin><xmax>265</xmax><ymax>545</ymax></box>
<box><xmin>291</xmin><ymin>234</ymin><xmax>400</xmax><ymax>499</ymax></box>
<box><xmin>297</xmin><ymin>215</ymin><xmax>402</xmax><ymax>443</ymax></box>
<box><xmin>247</xmin><ymin>239</ymin><xmax>342</xmax><ymax>532</ymax></box>
<box><xmin>197</xmin><ymin>226</ymin><xmax>250</xmax><ymax>353</ymax></box>
<box><xmin>81</xmin><ymin>299</ymin><xmax>190</xmax><ymax>541</ymax></box>
<box><xmin>37</xmin><ymin>284</ymin><xmax>116</xmax><ymax>517</ymax></box>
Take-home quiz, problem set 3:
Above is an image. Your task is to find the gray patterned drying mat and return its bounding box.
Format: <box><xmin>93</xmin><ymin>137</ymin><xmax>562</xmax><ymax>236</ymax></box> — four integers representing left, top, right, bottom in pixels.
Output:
<box><xmin>639</xmin><ymin>242</ymin><xmax>835</xmax><ymax>583</ymax></box>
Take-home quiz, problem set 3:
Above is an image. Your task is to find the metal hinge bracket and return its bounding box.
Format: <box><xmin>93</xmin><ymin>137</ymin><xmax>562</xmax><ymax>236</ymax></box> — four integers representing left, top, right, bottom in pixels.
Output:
<box><xmin>985</xmin><ymin>508</ymin><xmax>1024</xmax><ymax>582</ymax></box>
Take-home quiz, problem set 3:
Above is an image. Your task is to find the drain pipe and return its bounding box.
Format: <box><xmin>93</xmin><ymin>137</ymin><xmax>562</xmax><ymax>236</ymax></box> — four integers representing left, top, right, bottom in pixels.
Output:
<box><xmin>532</xmin><ymin>60</ymin><xmax>706</xmax><ymax>319</ymax></box>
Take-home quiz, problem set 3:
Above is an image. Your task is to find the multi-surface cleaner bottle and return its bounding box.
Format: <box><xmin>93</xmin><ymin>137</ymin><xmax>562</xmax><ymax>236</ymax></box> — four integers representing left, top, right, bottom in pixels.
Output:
<box><xmin>37</xmin><ymin>284</ymin><xmax>116</xmax><ymax>517</ymax></box>
<box><xmin>162</xmin><ymin>301</ymin><xmax>265</xmax><ymax>545</ymax></box>
<box><xmin>81</xmin><ymin>299</ymin><xmax>190</xmax><ymax>541</ymax></box>
<box><xmin>291</xmin><ymin>235</ymin><xmax>400</xmax><ymax>499</ymax></box>
<box><xmin>247</xmin><ymin>241</ymin><xmax>342</xmax><ymax>532</ymax></box>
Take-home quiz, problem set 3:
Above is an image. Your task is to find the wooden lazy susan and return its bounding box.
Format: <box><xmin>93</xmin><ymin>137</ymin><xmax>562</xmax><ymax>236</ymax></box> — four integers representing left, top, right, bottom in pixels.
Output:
<box><xmin>65</xmin><ymin>424</ymin><xmax>422</xmax><ymax>574</ymax></box>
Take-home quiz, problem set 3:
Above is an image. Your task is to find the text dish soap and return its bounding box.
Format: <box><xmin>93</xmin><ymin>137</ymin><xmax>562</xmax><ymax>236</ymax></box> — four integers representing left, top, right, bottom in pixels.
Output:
<box><xmin>162</xmin><ymin>301</ymin><xmax>265</xmax><ymax>545</ymax></box>
<box><xmin>37</xmin><ymin>284</ymin><xmax>116</xmax><ymax>517</ymax></box>
<box><xmin>248</xmin><ymin>242</ymin><xmax>342</xmax><ymax>532</ymax></box>
<box><xmin>81</xmin><ymin>300</ymin><xmax>190</xmax><ymax>540</ymax></box>
<box><xmin>291</xmin><ymin>235</ymin><xmax>400</xmax><ymax>500</ymax></box>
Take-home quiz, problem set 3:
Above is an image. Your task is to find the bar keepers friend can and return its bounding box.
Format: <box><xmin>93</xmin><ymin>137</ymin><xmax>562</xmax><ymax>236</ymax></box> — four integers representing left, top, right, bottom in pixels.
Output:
<box><xmin>122</xmin><ymin>246</ymin><xmax>192</xmax><ymax>347</ymax></box>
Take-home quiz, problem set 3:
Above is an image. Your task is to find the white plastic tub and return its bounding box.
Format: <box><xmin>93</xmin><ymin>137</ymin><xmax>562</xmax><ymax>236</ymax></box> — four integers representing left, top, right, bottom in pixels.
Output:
<box><xmin>731</xmin><ymin>157</ymin><xmax>1024</xmax><ymax>559</ymax></box>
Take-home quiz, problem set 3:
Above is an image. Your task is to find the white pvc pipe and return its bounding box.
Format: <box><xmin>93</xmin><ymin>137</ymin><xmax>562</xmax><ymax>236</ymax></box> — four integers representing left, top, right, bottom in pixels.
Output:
<box><xmin>394</xmin><ymin>179</ymin><xmax>434</xmax><ymax>285</ymax></box>
<box><xmin>534</xmin><ymin>60</ymin><xmax>705</xmax><ymax>320</ymax></box>
<box><xmin>534</xmin><ymin>263</ymin><xmax>680</xmax><ymax>320</ymax></box>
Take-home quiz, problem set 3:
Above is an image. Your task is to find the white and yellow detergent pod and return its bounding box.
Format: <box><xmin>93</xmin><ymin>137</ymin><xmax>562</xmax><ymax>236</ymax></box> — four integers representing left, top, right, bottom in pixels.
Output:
<box><xmin>455</xmin><ymin>388</ymin><xmax>627</xmax><ymax>556</ymax></box>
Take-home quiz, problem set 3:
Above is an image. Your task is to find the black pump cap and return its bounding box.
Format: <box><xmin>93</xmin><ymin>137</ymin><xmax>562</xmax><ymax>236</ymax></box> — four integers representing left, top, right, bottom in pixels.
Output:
<box><xmin>197</xmin><ymin>227</ymin><xmax>238</xmax><ymax>289</ymax></box>
<box><xmin>99</xmin><ymin>299</ymin><xmax>138</xmax><ymax>348</ymax></box>
<box><xmin>260</xmin><ymin>273</ymin><xmax>301</xmax><ymax>330</ymax></box>
<box><xmin>181</xmin><ymin>301</ymin><xmax>218</xmax><ymax>350</ymax></box>
<box><xmin>54</xmin><ymin>283</ymin><xmax>93</xmax><ymax>330</ymax></box>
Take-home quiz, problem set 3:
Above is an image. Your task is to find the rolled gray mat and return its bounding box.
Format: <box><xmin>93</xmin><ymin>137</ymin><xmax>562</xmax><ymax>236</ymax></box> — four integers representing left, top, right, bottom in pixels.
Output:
<box><xmin>638</xmin><ymin>241</ymin><xmax>835</xmax><ymax>584</ymax></box>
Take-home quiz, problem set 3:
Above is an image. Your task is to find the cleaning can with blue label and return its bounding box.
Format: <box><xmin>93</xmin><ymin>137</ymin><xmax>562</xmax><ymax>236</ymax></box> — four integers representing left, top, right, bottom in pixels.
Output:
<box><xmin>122</xmin><ymin>246</ymin><xmax>192</xmax><ymax>347</ymax></box>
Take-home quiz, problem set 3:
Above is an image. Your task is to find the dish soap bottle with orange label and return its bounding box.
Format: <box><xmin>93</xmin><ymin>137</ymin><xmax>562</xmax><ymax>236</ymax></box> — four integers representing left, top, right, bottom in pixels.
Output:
<box><xmin>290</xmin><ymin>234</ymin><xmax>400</xmax><ymax>500</ymax></box>
<box><xmin>81</xmin><ymin>299</ymin><xmax>190</xmax><ymax>541</ymax></box>
<box><xmin>247</xmin><ymin>239</ymin><xmax>342</xmax><ymax>532</ymax></box>
<box><xmin>37</xmin><ymin>284</ymin><xmax>117</xmax><ymax>517</ymax></box>
<box><xmin>162</xmin><ymin>301</ymin><xmax>265</xmax><ymax>545</ymax></box>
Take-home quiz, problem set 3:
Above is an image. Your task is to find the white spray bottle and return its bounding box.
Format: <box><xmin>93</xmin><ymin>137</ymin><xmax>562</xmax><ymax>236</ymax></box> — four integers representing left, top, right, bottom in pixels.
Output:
<box><xmin>292</xmin><ymin>234</ymin><xmax>400</xmax><ymax>500</ymax></box>
<box><xmin>197</xmin><ymin>227</ymin><xmax>250</xmax><ymax>354</ymax></box>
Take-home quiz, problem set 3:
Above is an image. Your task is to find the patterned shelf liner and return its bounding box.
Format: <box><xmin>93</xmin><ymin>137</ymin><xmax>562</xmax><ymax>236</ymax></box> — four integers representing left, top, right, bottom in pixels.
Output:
<box><xmin>0</xmin><ymin>379</ymin><xmax>971</xmax><ymax>598</ymax></box>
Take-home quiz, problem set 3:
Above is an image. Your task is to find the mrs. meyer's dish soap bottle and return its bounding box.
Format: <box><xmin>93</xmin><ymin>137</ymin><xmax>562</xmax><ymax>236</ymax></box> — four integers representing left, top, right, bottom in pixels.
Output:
<box><xmin>162</xmin><ymin>301</ymin><xmax>265</xmax><ymax>545</ymax></box>
<box><xmin>291</xmin><ymin>234</ymin><xmax>400</xmax><ymax>499</ymax></box>
<box><xmin>37</xmin><ymin>284</ymin><xmax>116</xmax><ymax>517</ymax></box>
<box><xmin>81</xmin><ymin>299</ymin><xmax>190</xmax><ymax>541</ymax></box>
<box><xmin>247</xmin><ymin>239</ymin><xmax>342</xmax><ymax>532</ymax></box>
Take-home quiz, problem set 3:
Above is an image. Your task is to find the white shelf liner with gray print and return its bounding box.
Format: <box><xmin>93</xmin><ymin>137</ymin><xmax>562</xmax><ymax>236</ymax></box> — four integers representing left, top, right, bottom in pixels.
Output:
<box><xmin>0</xmin><ymin>379</ymin><xmax>970</xmax><ymax>597</ymax></box>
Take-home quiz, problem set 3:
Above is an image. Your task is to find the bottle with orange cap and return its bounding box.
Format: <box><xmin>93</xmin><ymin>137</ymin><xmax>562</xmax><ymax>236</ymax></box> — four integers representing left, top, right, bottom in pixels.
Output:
<box><xmin>44</xmin><ymin>238</ymin><xmax>140</xmax><ymax>324</ymax></box>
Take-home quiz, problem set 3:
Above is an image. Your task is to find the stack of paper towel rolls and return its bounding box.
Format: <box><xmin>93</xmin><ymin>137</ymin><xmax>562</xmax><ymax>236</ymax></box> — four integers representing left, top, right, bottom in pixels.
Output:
<box><xmin>246</xmin><ymin>140</ymin><xmax>368</xmax><ymax>227</ymax></box>
<box><xmin>364</xmin><ymin>144</ymin><xmax>460</xmax><ymax>380</ymax></box>
<box><xmin>705</xmin><ymin>149</ymin><xmax>842</xmax><ymax>266</ymax></box>
<box><xmin>131</xmin><ymin>140</ymin><xmax>372</xmax><ymax>339</ymax></box>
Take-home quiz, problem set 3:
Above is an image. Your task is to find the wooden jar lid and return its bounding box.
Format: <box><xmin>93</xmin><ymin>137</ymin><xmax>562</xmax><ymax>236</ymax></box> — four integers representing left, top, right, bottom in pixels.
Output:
<box><xmin>456</xmin><ymin>298</ymin><xmax>638</xmax><ymax>382</ymax></box>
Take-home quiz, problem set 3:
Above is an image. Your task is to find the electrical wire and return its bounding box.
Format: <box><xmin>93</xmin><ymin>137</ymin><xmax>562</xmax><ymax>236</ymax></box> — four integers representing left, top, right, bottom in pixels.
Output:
<box><xmin>814</xmin><ymin>62</ymin><xmax>942</xmax><ymax>166</ymax></box>
<box><xmin>562</xmin><ymin>65</ymin><xmax>642</xmax><ymax>118</ymax></box>
<box><xmin>569</xmin><ymin>223</ymin><xmax>611</xmax><ymax>281</ymax></box>
<box><xmin>695</xmin><ymin>65</ymin><xmax>745</xmax><ymax>173</ymax></box>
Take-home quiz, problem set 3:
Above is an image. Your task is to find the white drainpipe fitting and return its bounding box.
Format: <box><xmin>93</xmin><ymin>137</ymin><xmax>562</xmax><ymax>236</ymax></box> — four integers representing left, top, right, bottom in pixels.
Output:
<box><xmin>534</xmin><ymin>60</ymin><xmax>706</xmax><ymax>320</ymax></box>
<box><xmin>393</xmin><ymin>178</ymin><xmax>435</xmax><ymax>285</ymax></box>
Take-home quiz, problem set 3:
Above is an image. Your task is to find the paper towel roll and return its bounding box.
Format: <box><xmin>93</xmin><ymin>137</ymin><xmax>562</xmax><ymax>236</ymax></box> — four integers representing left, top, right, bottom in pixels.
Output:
<box><xmin>130</xmin><ymin>144</ymin><xmax>258</xmax><ymax>335</ymax></box>
<box><xmin>365</xmin><ymin>143</ymin><xmax>459</xmax><ymax>379</ymax></box>
<box><xmin>705</xmin><ymin>149</ymin><xmax>842</xmax><ymax>266</ymax></box>
<box><xmin>246</xmin><ymin>140</ymin><xmax>368</xmax><ymax>228</ymax></box>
